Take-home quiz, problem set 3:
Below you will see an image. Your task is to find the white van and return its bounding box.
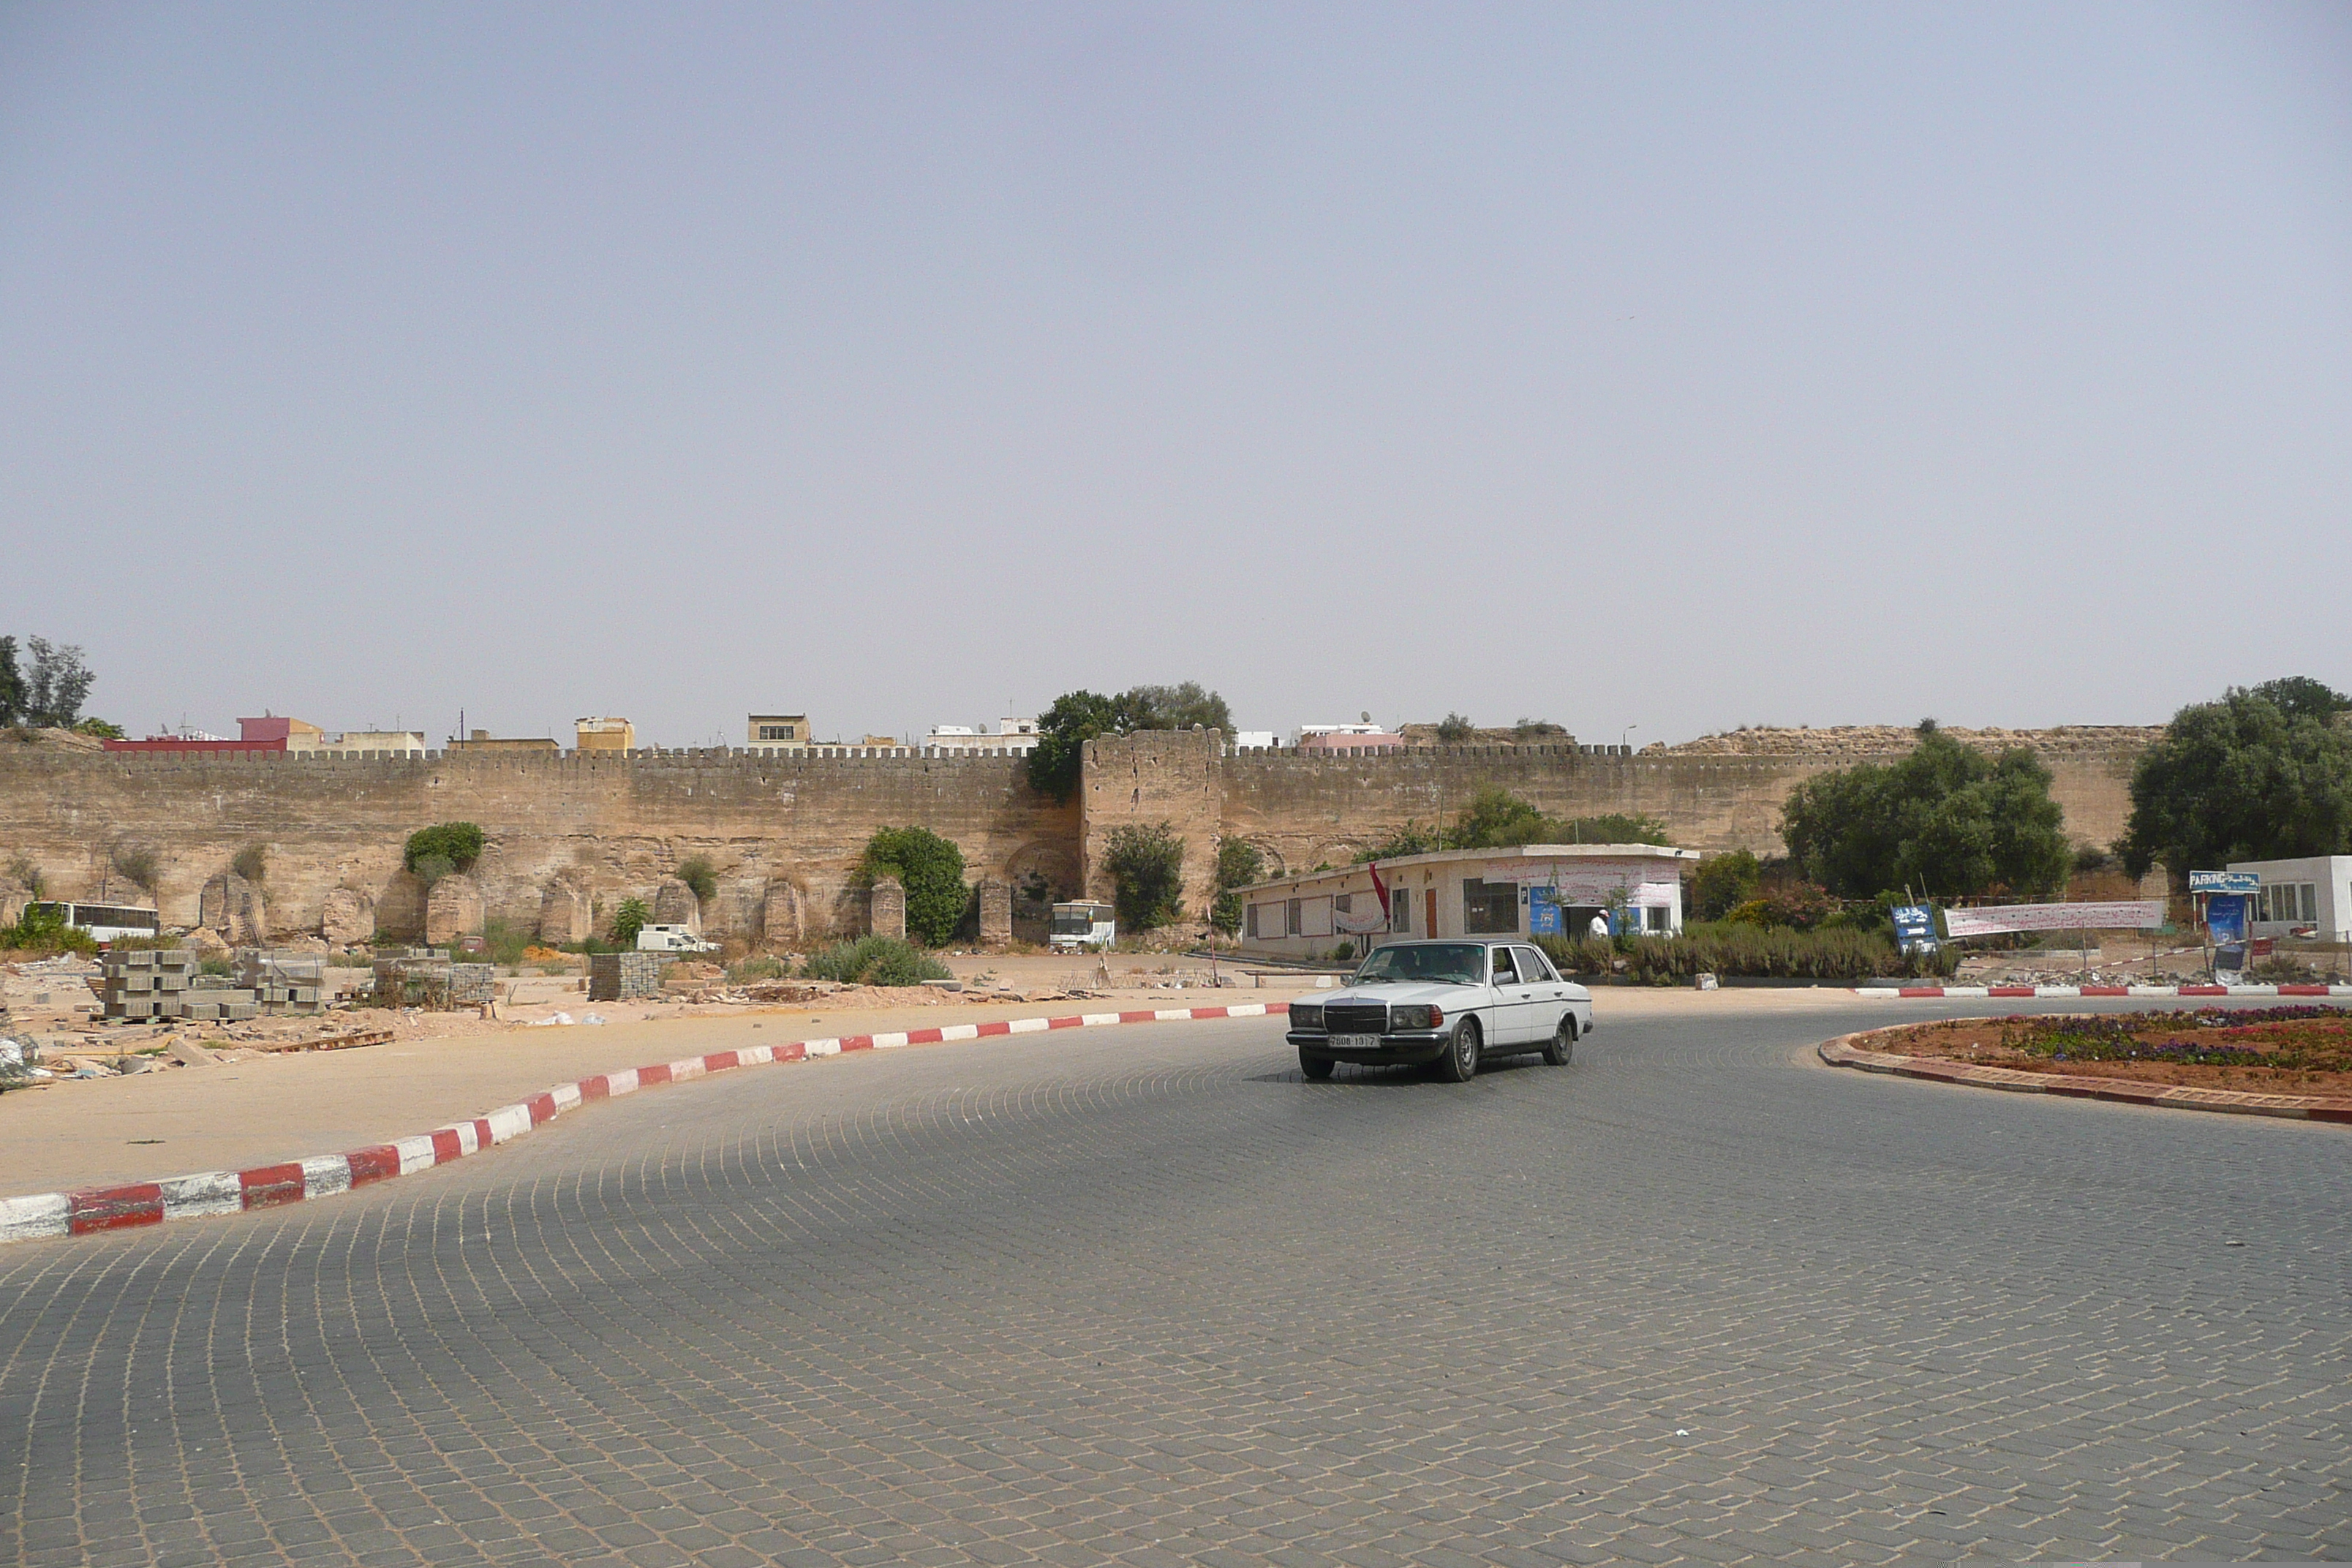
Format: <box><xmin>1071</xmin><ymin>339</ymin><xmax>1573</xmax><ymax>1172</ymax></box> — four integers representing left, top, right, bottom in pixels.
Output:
<box><xmin>636</xmin><ymin>924</ymin><xmax>719</xmax><ymax>954</ymax></box>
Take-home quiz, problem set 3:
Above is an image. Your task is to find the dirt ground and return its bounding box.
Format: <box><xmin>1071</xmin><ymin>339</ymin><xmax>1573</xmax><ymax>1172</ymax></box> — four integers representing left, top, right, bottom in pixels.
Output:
<box><xmin>1872</xmin><ymin>1012</ymin><xmax>2352</xmax><ymax>1095</ymax></box>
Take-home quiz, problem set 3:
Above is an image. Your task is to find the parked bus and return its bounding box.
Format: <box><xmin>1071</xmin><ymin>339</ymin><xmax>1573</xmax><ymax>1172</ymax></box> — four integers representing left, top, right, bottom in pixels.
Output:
<box><xmin>1048</xmin><ymin>901</ymin><xmax>1117</xmax><ymax>951</ymax></box>
<box><xmin>29</xmin><ymin>901</ymin><xmax>162</xmax><ymax>943</ymax></box>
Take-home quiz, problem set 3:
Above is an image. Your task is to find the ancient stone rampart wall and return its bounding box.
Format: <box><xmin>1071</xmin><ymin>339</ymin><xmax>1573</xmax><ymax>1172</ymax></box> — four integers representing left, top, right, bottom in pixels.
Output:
<box><xmin>0</xmin><ymin>747</ymin><xmax>1076</xmax><ymax>944</ymax></box>
<box><xmin>0</xmin><ymin>728</ymin><xmax>2143</xmax><ymax>944</ymax></box>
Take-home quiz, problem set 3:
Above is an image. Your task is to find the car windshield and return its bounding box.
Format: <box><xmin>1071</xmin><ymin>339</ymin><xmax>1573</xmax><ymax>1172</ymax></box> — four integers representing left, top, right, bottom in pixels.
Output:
<box><xmin>1351</xmin><ymin>943</ymin><xmax>1488</xmax><ymax>987</ymax></box>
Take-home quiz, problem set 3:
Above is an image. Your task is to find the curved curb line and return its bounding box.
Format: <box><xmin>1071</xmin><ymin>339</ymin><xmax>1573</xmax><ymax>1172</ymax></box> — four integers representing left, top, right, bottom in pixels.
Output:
<box><xmin>1817</xmin><ymin>1025</ymin><xmax>2352</xmax><ymax>1127</ymax></box>
<box><xmin>0</xmin><ymin>1002</ymin><xmax>1292</xmax><ymax>1246</ymax></box>
<box><xmin>1851</xmin><ymin>984</ymin><xmax>2352</xmax><ymax>999</ymax></box>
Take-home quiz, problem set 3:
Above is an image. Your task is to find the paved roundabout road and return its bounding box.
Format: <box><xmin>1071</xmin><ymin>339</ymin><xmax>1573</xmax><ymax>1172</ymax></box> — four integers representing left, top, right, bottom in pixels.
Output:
<box><xmin>2</xmin><ymin>998</ymin><xmax>2347</xmax><ymax>1567</ymax></box>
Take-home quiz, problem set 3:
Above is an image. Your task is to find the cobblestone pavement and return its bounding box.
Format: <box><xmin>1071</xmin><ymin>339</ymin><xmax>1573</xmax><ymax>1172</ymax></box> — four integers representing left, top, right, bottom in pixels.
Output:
<box><xmin>1</xmin><ymin>999</ymin><xmax>2347</xmax><ymax>1566</ymax></box>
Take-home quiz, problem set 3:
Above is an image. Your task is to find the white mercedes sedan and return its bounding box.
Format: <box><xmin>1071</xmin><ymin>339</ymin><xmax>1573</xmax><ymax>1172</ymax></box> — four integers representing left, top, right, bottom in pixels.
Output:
<box><xmin>1285</xmin><ymin>938</ymin><xmax>1594</xmax><ymax>1082</ymax></box>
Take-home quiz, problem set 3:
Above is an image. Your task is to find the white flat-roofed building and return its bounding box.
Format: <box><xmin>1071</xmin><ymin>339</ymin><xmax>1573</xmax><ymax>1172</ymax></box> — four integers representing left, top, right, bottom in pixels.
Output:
<box><xmin>925</xmin><ymin>718</ymin><xmax>1039</xmax><ymax>755</ymax></box>
<box><xmin>1233</xmin><ymin>843</ymin><xmax>1699</xmax><ymax>959</ymax></box>
<box><xmin>2228</xmin><ymin>855</ymin><xmax>2352</xmax><ymax>941</ymax></box>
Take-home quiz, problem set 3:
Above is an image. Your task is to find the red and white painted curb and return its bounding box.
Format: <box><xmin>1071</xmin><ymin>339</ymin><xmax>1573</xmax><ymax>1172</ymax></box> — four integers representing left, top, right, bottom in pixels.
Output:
<box><xmin>1852</xmin><ymin>984</ymin><xmax>2352</xmax><ymax>1000</ymax></box>
<box><xmin>1818</xmin><ymin>1029</ymin><xmax>2352</xmax><ymax>1126</ymax></box>
<box><xmin>0</xmin><ymin>1002</ymin><xmax>1290</xmax><ymax>1246</ymax></box>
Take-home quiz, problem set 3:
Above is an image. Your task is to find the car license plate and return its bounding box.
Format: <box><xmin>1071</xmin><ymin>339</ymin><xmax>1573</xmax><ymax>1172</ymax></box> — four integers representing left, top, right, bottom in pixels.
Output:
<box><xmin>1332</xmin><ymin>1033</ymin><xmax>1382</xmax><ymax>1050</ymax></box>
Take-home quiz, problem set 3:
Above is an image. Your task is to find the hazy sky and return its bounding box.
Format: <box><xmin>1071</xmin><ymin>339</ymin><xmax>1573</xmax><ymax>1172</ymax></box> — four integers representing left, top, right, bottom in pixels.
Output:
<box><xmin>5</xmin><ymin>3</ymin><xmax>2348</xmax><ymax>748</ymax></box>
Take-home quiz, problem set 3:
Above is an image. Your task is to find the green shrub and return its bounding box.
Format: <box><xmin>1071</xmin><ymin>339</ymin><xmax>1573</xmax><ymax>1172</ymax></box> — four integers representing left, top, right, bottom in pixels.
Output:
<box><xmin>478</xmin><ymin>916</ymin><xmax>532</xmax><ymax>967</ymax></box>
<box><xmin>198</xmin><ymin>955</ymin><xmax>233</xmax><ymax>978</ymax></box>
<box><xmin>1434</xmin><ymin>713</ymin><xmax>1476</xmax><ymax>743</ymax></box>
<box><xmin>1536</xmin><ymin>924</ymin><xmax>1953</xmax><ymax>984</ymax></box>
<box><xmin>800</xmin><ymin>935</ymin><xmax>953</xmax><ymax>987</ymax></box>
<box><xmin>676</xmin><ymin>856</ymin><xmax>718</xmax><ymax>904</ymax></box>
<box><xmin>403</xmin><ymin>822</ymin><xmax>484</xmax><ymax>876</ymax></box>
<box><xmin>1690</xmin><ymin>851</ymin><xmax>1761</xmax><ymax>920</ymax></box>
<box><xmin>230</xmin><ymin>843</ymin><xmax>268</xmax><ymax>883</ymax></box>
<box><xmin>1725</xmin><ymin>881</ymin><xmax>1839</xmax><ymax>931</ymax></box>
<box><xmin>1210</xmin><ymin>838</ymin><xmax>1264</xmax><ymax>935</ymax></box>
<box><xmin>859</xmin><ymin>826</ymin><xmax>969</xmax><ymax>946</ymax></box>
<box><xmin>1103</xmin><ymin>821</ymin><xmax>1186</xmax><ymax>931</ymax></box>
<box><xmin>0</xmin><ymin>905</ymin><xmax>97</xmax><ymax>955</ymax></box>
<box><xmin>728</xmin><ymin>955</ymin><xmax>788</xmax><ymax>984</ymax></box>
<box><xmin>110</xmin><ymin>841</ymin><xmax>161</xmax><ymax>894</ymax></box>
<box><xmin>611</xmin><ymin>897</ymin><xmax>650</xmax><ymax>946</ymax></box>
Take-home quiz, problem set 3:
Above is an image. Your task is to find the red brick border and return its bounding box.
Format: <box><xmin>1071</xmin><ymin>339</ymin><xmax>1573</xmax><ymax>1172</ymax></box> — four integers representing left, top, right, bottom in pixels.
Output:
<box><xmin>1818</xmin><ymin>1024</ymin><xmax>2352</xmax><ymax>1126</ymax></box>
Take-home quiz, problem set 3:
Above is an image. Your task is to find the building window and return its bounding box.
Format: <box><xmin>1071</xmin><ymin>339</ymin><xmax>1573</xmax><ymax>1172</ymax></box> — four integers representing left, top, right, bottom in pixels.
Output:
<box><xmin>1245</xmin><ymin>903</ymin><xmax>1262</xmax><ymax>939</ymax></box>
<box><xmin>1286</xmin><ymin>898</ymin><xmax>1303</xmax><ymax>936</ymax></box>
<box><xmin>758</xmin><ymin>724</ymin><xmax>797</xmax><ymax>742</ymax></box>
<box><xmin>1462</xmin><ymin>878</ymin><xmax>1519</xmax><ymax>935</ymax></box>
<box><xmin>1645</xmin><ymin>905</ymin><xmax>1670</xmax><ymax>933</ymax></box>
<box><xmin>1390</xmin><ymin>889</ymin><xmax>1411</xmax><ymax>932</ymax></box>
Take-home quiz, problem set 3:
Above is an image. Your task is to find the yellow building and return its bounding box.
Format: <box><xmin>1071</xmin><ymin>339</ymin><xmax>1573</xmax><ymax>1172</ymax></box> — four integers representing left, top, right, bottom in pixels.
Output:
<box><xmin>575</xmin><ymin>716</ymin><xmax>636</xmax><ymax>753</ymax></box>
<box><xmin>747</xmin><ymin>714</ymin><xmax>810</xmax><ymax>748</ymax></box>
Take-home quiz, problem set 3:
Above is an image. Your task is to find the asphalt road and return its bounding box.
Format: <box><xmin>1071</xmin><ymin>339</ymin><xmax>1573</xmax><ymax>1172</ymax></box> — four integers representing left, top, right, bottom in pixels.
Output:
<box><xmin>1</xmin><ymin>998</ymin><xmax>2347</xmax><ymax>1567</ymax></box>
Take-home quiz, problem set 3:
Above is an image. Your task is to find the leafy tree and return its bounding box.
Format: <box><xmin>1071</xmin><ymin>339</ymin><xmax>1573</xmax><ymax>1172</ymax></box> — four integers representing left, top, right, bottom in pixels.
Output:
<box><xmin>1690</xmin><ymin>851</ymin><xmax>1762</xmax><ymax>921</ymax></box>
<box><xmin>2118</xmin><ymin>682</ymin><xmax>2352</xmax><ymax>879</ymax></box>
<box><xmin>0</xmin><ymin>638</ymin><xmax>21</xmax><ymax>727</ymax></box>
<box><xmin>403</xmin><ymin>822</ymin><xmax>484</xmax><ymax>876</ymax></box>
<box><xmin>1103</xmin><ymin>821</ymin><xmax>1186</xmax><ymax>931</ymax></box>
<box><xmin>1026</xmin><ymin>690</ymin><xmax>1123</xmax><ymax>802</ymax></box>
<box><xmin>1558</xmin><ymin>813</ymin><xmax>1673</xmax><ymax>845</ymax></box>
<box><xmin>1358</xmin><ymin>821</ymin><xmax>1442</xmax><ymax>862</ymax></box>
<box><xmin>861</xmin><ymin>825</ymin><xmax>969</xmax><ymax>946</ymax></box>
<box><xmin>21</xmin><ymin>637</ymin><xmax>94</xmax><ymax>728</ymax></box>
<box><xmin>1210</xmin><ymin>838</ymin><xmax>1264</xmax><ymax>935</ymax></box>
<box><xmin>2250</xmin><ymin>676</ymin><xmax>2351</xmax><ymax>726</ymax></box>
<box><xmin>72</xmin><ymin>717</ymin><xmax>124</xmax><ymax>739</ymax></box>
<box><xmin>1117</xmin><ymin>682</ymin><xmax>1232</xmax><ymax>734</ymax></box>
<box><xmin>1434</xmin><ymin>712</ymin><xmax>1475</xmax><ymax>743</ymax></box>
<box><xmin>611</xmin><ymin>897</ymin><xmax>651</xmax><ymax>946</ymax></box>
<box><xmin>1026</xmin><ymin>683</ymin><xmax>1237</xmax><ymax>802</ymax></box>
<box><xmin>675</xmin><ymin>855</ymin><xmax>718</xmax><ymax>904</ymax></box>
<box><xmin>1780</xmin><ymin>720</ymin><xmax>2071</xmax><ymax>899</ymax></box>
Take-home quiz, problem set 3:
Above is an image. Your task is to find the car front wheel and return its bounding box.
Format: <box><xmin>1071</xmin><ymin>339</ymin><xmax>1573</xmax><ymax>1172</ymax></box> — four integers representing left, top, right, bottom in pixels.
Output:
<box><xmin>1542</xmin><ymin>1015</ymin><xmax>1576</xmax><ymax>1066</ymax></box>
<box><xmin>1300</xmin><ymin>1050</ymin><xmax>1335</xmax><ymax>1080</ymax></box>
<box><xmin>1436</xmin><ymin>1017</ymin><xmax>1480</xmax><ymax>1082</ymax></box>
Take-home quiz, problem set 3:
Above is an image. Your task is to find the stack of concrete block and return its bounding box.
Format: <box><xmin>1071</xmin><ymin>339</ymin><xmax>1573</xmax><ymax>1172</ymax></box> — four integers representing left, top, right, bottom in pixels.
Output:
<box><xmin>372</xmin><ymin>951</ymin><xmax>498</xmax><ymax>1009</ymax></box>
<box><xmin>588</xmin><ymin>951</ymin><xmax>671</xmax><ymax>1002</ymax></box>
<box><xmin>235</xmin><ymin>950</ymin><xmax>326</xmax><ymax>1014</ymax></box>
<box><xmin>101</xmin><ymin>948</ymin><xmax>197</xmax><ymax>1021</ymax></box>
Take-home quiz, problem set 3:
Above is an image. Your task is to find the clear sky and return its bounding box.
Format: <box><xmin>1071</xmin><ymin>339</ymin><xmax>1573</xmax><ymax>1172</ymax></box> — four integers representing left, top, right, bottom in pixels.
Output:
<box><xmin>5</xmin><ymin>2</ymin><xmax>2348</xmax><ymax>748</ymax></box>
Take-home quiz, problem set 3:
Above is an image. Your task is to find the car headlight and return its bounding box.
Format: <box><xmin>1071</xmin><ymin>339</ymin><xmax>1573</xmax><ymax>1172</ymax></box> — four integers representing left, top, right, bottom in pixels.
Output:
<box><xmin>1390</xmin><ymin>1004</ymin><xmax>1444</xmax><ymax>1030</ymax></box>
<box><xmin>1290</xmin><ymin>1003</ymin><xmax>1323</xmax><ymax>1030</ymax></box>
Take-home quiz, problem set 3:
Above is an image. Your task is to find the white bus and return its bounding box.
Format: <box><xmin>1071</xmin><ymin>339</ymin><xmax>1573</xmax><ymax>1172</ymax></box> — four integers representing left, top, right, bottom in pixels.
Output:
<box><xmin>1048</xmin><ymin>901</ymin><xmax>1117</xmax><ymax>951</ymax></box>
<box><xmin>30</xmin><ymin>901</ymin><xmax>163</xmax><ymax>943</ymax></box>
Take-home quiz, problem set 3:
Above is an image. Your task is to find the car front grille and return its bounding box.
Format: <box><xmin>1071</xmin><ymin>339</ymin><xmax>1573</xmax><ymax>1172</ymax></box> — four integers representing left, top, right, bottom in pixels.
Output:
<box><xmin>1323</xmin><ymin>1002</ymin><xmax>1390</xmax><ymax>1035</ymax></box>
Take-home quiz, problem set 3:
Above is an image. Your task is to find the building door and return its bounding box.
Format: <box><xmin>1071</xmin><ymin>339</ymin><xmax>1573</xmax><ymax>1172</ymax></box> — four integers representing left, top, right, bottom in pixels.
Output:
<box><xmin>1425</xmin><ymin>888</ymin><xmax>1439</xmax><ymax>940</ymax></box>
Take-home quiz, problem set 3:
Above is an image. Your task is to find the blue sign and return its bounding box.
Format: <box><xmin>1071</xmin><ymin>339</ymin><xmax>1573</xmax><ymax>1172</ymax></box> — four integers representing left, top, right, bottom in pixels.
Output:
<box><xmin>2189</xmin><ymin>870</ymin><xmax>2260</xmax><ymax>895</ymax></box>
<box><xmin>1529</xmin><ymin>887</ymin><xmax>1563</xmax><ymax>936</ymax></box>
<box><xmin>2204</xmin><ymin>893</ymin><xmax>2249</xmax><ymax>944</ymax></box>
<box><xmin>1891</xmin><ymin>904</ymin><xmax>1938</xmax><ymax>953</ymax></box>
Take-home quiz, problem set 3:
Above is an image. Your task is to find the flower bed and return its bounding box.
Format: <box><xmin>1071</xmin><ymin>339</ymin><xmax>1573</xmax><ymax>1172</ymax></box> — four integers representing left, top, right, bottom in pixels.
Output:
<box><xmin>1872</xmin><ymin>1007</ymin><xmax>2352</xmax><ymax>1094</ymax></box>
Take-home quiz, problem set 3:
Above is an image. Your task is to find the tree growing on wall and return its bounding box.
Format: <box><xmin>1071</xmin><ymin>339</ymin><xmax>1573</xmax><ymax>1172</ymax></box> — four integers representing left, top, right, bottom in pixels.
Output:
<box><xmin>1026</xmin><ymin>683</ymin><xmax>1237</xmax><ymax>802</ymax></box>
<box><xmin>1779</xmin><ymin>721</ymin><xmax>2071</xmax><ymax>900</ymax></box>
<box><xmin>2117</xmin><ymin>679</ymin><xmax>2352</xmax><ymax>879</ymax></box>
<box><xmin>404</xmin><ymin>823</ymin><xmax>483</xmax><ymax>890</ymax></box>
<box><xmin>1104</xmin><ymin>821</ymin><xmax>1186</xmax><ymax>932</ymax></box>
<box><xmin>860</xmin><ymin>826</ymin><xmax>969</xmax><ymax>946</ymax></box>
<box><xmin>675</xmin><ymin>856</ymin><xmax>718</xmax><ymax>904</ymax></box>
<box><xmin>1433</xmin><ymin>713</ymin><xmax>1476</xmax><ymax>743</ymax></box>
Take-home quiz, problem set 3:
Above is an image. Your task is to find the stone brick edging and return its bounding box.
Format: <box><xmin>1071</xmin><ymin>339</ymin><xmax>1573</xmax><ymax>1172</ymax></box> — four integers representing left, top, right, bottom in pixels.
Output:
<box><xmin>1852</xmin><ymin>984</ymin><xmax>2352</xmax><ymax>999</ymax></box>
<box><xmin>1817</xmin><ymin>1025</ymin><xmax>2352</xmax><ymax>1126</ymax></box>
<box><xmin>0</xmin><ymin>1003</ymin><xmax>1291</xmax><ymax>1246</ymax></box>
